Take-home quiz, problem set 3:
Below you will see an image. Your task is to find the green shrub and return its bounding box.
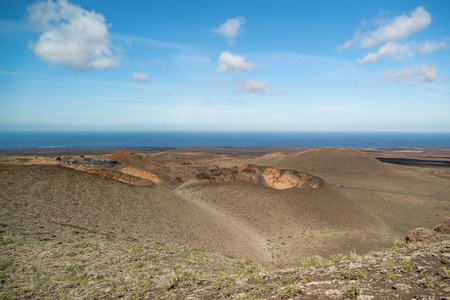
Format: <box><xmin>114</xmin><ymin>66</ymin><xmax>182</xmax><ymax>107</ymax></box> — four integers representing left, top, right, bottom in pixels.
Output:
<box><xmin>400</xmin><ymin>258</ymin><xmax>414</xmax><ymax>270</ymax></box>
<box><xmin>344</xmin><ymin>285</ymin><xmax>361</xmax><ymax>298</ymax></box>
<box><xmin>0</xmin><ymin>258</ymin><xmax>12</xmax><ymax>271</ymax></box>
<box><xmin>278</xmin><ymin>284</ymin><xmax>302</xmax><ymax>298</ymax></box>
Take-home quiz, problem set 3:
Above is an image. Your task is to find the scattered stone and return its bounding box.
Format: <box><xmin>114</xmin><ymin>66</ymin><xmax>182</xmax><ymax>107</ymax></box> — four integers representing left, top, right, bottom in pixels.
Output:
<box><xmin>392</xmin><ymin>284</ymin><xmax>411</xmax><ymax>290</ymax></box>
<box><xmin>405</xmin><ymin>228</ymin><xmax>436</xmax><ymax>243</ymax></box>
<box><xmin>434</xmin><ymin>219</ymin><xmax>450</xmax><ymax>234</ymax></box>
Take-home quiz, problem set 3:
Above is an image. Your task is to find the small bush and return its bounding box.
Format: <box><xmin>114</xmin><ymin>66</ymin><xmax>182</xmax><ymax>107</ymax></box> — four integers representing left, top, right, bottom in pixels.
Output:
<box><xmin>302</xmin><ymin>256</ymin><xmax>320</xmax><ymax>267</ymax></box>
<box><xmin>0</xmin><ymin>237</ymin><xmax>13</xmax><ymax>245</ymax></box>
<box><xmin>383</xmin><ymin>269</ymin><xmax>398</xmax><ymax>280</ymax></box>
<box><xmin>0</xmin><ymin>259</ymin><xmax>12</xmax><ymax>271</ymax></box>
<box><xmin>400</xmin><ymin>258</ymin><xmax>414</xmax><ymax>270</ymax></box>
<box><xmin>344</xmin><ymin>285</ymin><xmax>361</xmax><ymax>298</ymax></box>
<box><xmin>333</xmin><ymin>269</ymin><xmax>365</xmax><ymax>280</ymax></box>
<box><xmin>278</xmin><ymin>284</ymin><xmax>302</xmax><ymax>298</ymax></box>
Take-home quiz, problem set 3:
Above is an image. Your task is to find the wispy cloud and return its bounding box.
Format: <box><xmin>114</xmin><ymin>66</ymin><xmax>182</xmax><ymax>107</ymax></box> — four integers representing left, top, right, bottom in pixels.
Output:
<box><xmin>217</xmin><ymin>51</ymin><xmax>258</xmax><ymax>74</ymax></box>
<box><xmin>234</xmin><ymin>79</ymin><xmax>273</xmax><ymax>95</ymax></box>
<box><xmin>357</xmin><ymin>42</ymin><xmax>412</xmax><ymax>64</ymax></box>
<box><xmin>131</xmin><ymin>72</ymin><xmax>150</xmax><ymax>82</ymax></box>
<box><xmin>215</xmin><ymin>17</ymin><xmax>246</xmax><ymax>45</ymax></box>
<box><xmin>381</xmin><ymin>64</ymin><xmax>438</xmax><ymax>83</ymax></box>
<box><xmin>26</xmin><ymin>0</ymin><xmax>118</xmax><ymax>70</ymax></box>
<box><xmin>358</xmin><ymin>40</ymin><xmax>448</xmax><ymax>64</ymax></box>
<box><xmin>419</xmin><ymin>40</ymin><xmax>448</xmax><ymax>53</ymax></box>
<box><xmin>339</xmin><ymin>6</ymin><xmax>431</xmax><ymax>50</ymax></box>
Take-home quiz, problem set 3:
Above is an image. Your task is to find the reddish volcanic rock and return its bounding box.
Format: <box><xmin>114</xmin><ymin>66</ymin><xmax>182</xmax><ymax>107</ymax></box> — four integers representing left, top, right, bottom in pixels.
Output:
<box><xmin>173</xmin><ymin>177</ymin><xmax>184</xmax><ymax>185</ymax></box>
<box><xmin>120</xmin><ymin>167</ymin><xmax>161</xmax><ymax>184</ymax></box>
<box><xmin>84</xmin><ymin>169</ymin><xmax>154</xmax><ymax>187</ymax></box>
<box><xmin>62</xmin><ymin>156</ymin><xmax>177</xmax><ymax>186</ymax></box>
<box><xmin>405</xmin><ymin>228</ymin><xmax>436</xmax><ymax>243</ymax></box>
<box><xmin>196</xmin><ymin>164</ymin><xmax>323</xmax><ymax>190</ymax></box>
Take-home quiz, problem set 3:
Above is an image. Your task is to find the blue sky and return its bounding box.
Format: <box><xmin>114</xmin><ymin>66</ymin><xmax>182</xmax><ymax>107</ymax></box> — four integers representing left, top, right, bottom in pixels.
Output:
<box><xmin>0</xmin><ymin>0</ymin><xmax>449</xmax><ymax>132</ymax></box>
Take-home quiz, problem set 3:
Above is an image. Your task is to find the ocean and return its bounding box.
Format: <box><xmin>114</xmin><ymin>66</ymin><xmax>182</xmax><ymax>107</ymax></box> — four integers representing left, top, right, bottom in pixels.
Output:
<box><xmin>0</xmin><ymin>131</ymin><xmax>449</xmax><ymax>149</ymax></box>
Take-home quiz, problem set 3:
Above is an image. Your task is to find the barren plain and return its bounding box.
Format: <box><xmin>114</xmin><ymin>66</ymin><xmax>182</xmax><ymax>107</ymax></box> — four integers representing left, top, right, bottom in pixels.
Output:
<box><xmin>1</xmin><ymin>146</ymin><xmax>450</xmax><ymax>299</ymax></box>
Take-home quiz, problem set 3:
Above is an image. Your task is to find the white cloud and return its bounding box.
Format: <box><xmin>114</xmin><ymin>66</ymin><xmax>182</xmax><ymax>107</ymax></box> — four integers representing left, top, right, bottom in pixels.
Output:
<box><xmin>234</xmin><ymin>79</ymin><xmax>273</xmax><ymax>95</ymax></box>
<box><xmin>380</xmin><ymin>68</ymin><xmax>415</xmax><ymax>82</ymax></box>
<box><xmin>381</xmin><ymin>64</ymin><xmax>438</xmax><ymax>83</ymax></box>
<box><xmin>26</xmin><ymin>0</ymin><xmax>117</xmax><ymax>70</ymax></box>
<box><xmin>132</xmin><ymin>72</ymin><xmax>149</xmax><ymax>82</ymax></box>
<box><xmin>215</xmin><ymin>17</ymin><xmax>246</xmax><ymax>45</ymax></box>
<box><xmin>163</xmin><ymin>91</ymin><xmax>172</xmax><ymax>95</ymax></box>
<box><xmin>217</xmin><ymin>51</ymin><xmax>257</xmax><ymax>74</ymax></box>
<box><xmin>340</xmin><ymin>6</ymin><xmax>431</xmax><ymax>49</ymax></box>
<box><xmin>357</xmin><ymin>42</ymin><xmax>413</xmax><ymax>64</ymax></box>
<box><xmin>419</xmin><ymin>41</ymin><xmax>447</xmax><ymax>53</ymax></box>
<box><xmin>417</xmin><ymin>64</ymin><xmax>439</xmax><ymax>82</ymax></box>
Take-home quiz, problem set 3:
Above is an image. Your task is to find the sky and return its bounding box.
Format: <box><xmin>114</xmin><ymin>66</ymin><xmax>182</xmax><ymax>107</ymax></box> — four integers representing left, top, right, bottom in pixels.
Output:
<box><xmin>0</xmin><ymin>0</ymin><xmax>449</xmax><ymax>132</ymax></box>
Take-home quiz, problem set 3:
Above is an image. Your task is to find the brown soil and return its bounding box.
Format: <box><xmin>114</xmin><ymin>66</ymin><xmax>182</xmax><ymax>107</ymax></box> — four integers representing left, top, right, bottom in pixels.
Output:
<box><xmin>1</xmin><ymin>146</ymin><xmax>450</xmax><ymax>299</ymax></box>
<box><xmin>246</xmin><ymin>147</ymin><xmax>450</xmax><ymax>240</ymax></box>
<box><xmin>0</xmin><ymin>164</ymin><xmax>268</xmax><ymax>260</ymax></box>
<box><xmin>2</xmin><ymin>147</ymin><xmax>450</xmax><ymax>260</ymax></box>
<box><xmin>107</xmin><ymin>150</ymin><xmax>167</xmax><ymax>173</ymax></box>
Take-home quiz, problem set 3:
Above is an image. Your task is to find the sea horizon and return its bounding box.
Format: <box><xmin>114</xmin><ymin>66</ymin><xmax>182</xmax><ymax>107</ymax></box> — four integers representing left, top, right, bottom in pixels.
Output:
<box><xmin>1</xmin><ymin>131</ymin><xmax>450</xmax><ymax>149</ymax></box>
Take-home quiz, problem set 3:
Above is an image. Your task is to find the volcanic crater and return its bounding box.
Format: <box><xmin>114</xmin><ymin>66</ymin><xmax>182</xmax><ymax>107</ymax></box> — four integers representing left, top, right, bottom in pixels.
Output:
<box><xmin>196</xmin><ymin>164</ymin><xmax>324</xmax><ymax>190</ymax></box>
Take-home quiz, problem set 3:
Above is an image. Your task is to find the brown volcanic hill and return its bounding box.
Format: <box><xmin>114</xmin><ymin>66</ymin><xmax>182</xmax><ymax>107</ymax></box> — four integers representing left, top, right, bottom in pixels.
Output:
<box><xmin>176</xmin><ymin>168</ymin><xmax>389</xmax><ymax>259</ymax></box>
<box><xmin>0</xmin><ymin>164</ymin><xmax>269</xmax><ymax>260</ymax></box>
<box><xmin>252</xmin><ymin>147</ymin><xmax>393</xmax><ymax>176</ymax></box>
<box><xmin>107</xmin><ymin>150</ymin><xmax>159</xmax><ymax>170</ymax></box>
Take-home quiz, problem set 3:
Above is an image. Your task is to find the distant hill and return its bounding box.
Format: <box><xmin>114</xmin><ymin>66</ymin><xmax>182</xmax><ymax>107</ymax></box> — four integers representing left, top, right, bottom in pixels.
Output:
<box><xmin>252</xmin><ymin>147</ymin><xmax>394</xmax><ymax>176</ymax></box>
<box><xmin>107</xmin><ymin>150</ymin><xmax>160</xmax><ymax>170</ymax></box>
<box><xmin>176</xmin><ymin>167</ymin><xmax>388</xmax><ymax>259</ymax></box>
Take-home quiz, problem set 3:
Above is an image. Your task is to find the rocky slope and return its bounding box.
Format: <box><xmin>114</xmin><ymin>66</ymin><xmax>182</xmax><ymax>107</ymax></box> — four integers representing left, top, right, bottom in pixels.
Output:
<box><xmin>2</xmin><ymin>229</ymin><xmax>448</xmax><ymax>299</ymax></box>
<box><xmin>196</xmin><ymin>164</ymin><xmax>324</xmax><ymax>190</ymax></box>
<box><xmin>165</xmin><ymin>236</ymin><xmax>450</xmax><ymax>299</ymax></box>
<box><xmin>62</xmin><ymin>150</ymin><xmax>179</xmax><ymax>187</ymax></box>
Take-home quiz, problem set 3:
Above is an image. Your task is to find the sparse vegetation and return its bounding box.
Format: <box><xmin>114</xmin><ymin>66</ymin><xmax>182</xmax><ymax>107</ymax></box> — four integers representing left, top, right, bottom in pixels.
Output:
<box><xmin>277</xmin><ymin>284</ymin><xmax>302</xmax><ymax>298</ymax></box>
<box><xmin>302</xmin><ymin>256</ymin><xmax>320</xmax><ymax>267</ymax></box>
<box><xmin>400</xmin><ymin>258</ymin><xmax>414</xmax><ymax>270</ymax></box>
<box><xmin>344</xmin><ymin>285</ymin><xmax>361</xmax><ymax>298</ymax></box>
<box><xmin>383</xmin><ymin>269</ymin><xmax>398</xmax><ymax>280</ymax></box>
<box><xmin>333</xmin><ymin>269</ymin><xmax>366</xmax><ymax>280</ymax></box>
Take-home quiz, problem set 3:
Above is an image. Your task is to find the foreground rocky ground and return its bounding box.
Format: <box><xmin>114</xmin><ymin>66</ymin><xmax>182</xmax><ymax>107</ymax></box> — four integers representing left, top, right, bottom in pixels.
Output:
<box><xmin>1</xmin><ymin>229</ymin><xmax>449</xmax><ymax>299</ymax></box>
